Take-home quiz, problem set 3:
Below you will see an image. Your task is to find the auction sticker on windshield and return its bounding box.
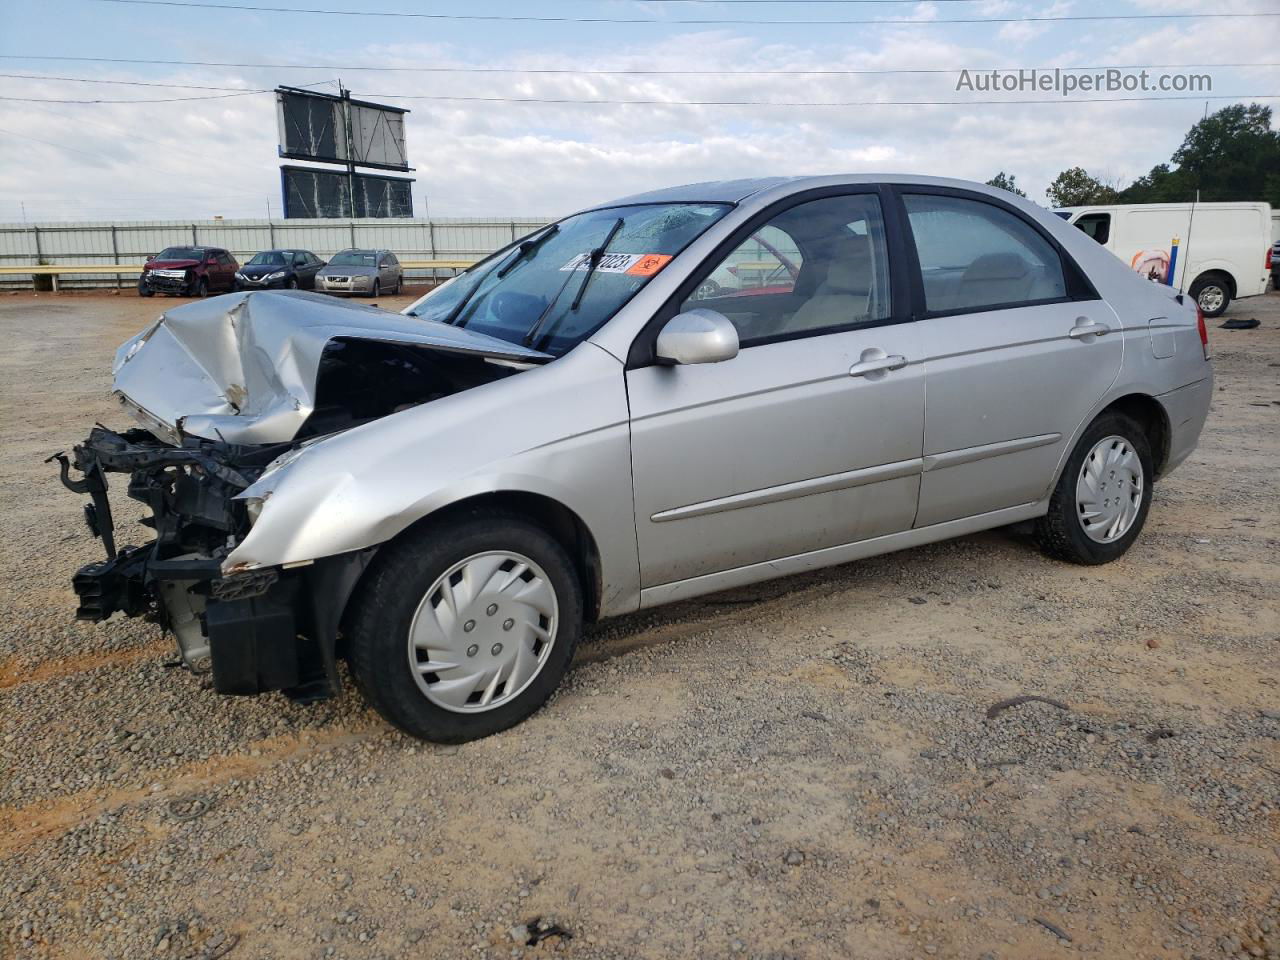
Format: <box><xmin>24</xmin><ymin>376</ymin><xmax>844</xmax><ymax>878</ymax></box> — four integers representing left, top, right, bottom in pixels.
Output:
<box><xmin>560</xmin><ymin>253</ymin><xmax>673</xmax><ymax>276</ymax></box>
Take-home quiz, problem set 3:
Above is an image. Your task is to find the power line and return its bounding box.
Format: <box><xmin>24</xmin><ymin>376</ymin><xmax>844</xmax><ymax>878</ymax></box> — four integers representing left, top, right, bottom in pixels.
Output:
<box><xmin>92</xmin><ymin>0</ymin><xmax>1280</xmax><ymax>26</ymax></box>
<box><xmin>357</xmin><ymin>92</ymin><xmax>1280</xmax><ymax>106</ymax></box>
<box><xmin>2</xmin><ymin>54</ymin><xmax>1278</xmax><ymax>77</ymax></box>
<box><xmin>6</xmin><ymin>90</ymin><xmax>1273</xmax><ymax>107</ymax></box>
<box><xmin>0</xmin><ymin>72</ymin><xmax>279</xmax><ymax>92</ymax></box>
<box><xmin>0</xmin><ymin>92</ymin><xmax>271</xmax><ymax>104</ymax></box>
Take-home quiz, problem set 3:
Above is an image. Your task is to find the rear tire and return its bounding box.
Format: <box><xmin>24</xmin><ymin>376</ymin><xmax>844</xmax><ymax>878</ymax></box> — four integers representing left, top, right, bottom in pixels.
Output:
<box><xmin>1189</xmin><ymin>272</ymin><xmax>1231</xmax><ymax>318</ymax></box>
<box><xmin>1035</xmin><ymin>411</ymin><xmax>1153</xmax><ymax>565</ymax></box>
<box><xmin>346</xmin><ymin>511</ymin><xmax>583</xmax><ymax>743</ymax></box>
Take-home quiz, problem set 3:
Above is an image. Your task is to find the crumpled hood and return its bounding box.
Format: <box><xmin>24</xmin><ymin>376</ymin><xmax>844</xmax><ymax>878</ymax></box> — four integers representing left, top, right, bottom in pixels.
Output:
<box><xmin>112</xmin><ymin>290</ymin><xmax>552</xmax><ymax>445</ymax></box>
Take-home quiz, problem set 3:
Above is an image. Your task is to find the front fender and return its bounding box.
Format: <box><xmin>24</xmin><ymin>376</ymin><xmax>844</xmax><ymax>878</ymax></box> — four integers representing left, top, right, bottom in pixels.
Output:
<box><xmin>223</xmin><ymin>343</ymin><xmax>643</xmax><ymax>615</ymax></box>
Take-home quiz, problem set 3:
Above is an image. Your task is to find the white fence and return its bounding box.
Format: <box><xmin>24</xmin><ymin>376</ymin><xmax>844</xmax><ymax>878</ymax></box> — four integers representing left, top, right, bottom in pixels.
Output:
<box><xmin>0</xmin><ymin>216</ymin><xmax>554</xmax><ymax>288</ymax></box>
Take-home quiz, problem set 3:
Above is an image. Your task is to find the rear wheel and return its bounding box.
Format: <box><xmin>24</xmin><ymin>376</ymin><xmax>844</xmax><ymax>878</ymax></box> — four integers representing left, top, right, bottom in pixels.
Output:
<box><xmin>346</xmin><ymin>511</ymin><xmax>583</xmax><ymax>742</ymax></box>
<box><xmin>1036</xmin><ymin>412</ymin><xmax>1153</xmax><ymax>565</ymax></box>
<box><xmin>1190</xmin><ymin>272</ymin><xmax>1231</xmax><ymax>318</ymax></box>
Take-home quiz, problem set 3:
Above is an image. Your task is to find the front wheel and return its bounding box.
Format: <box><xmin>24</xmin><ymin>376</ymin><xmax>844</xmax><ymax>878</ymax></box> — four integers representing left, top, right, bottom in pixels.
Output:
<box><xmin>192</xmin><ymin>277</ymin><xmax>208</xmax><ymax>298</ymax></box>
<box><xmin>138</xmin><ymin>279</ymin><xmax>153</xmax><ymax>297</ymax></box>
<box><xmin>370</xmin><ymin>279</ymin><xmax>380</xmax><ymax>299</ymax></box>
<box><xmin>1035</xmin><ymin>412</ymin><xmax>1153</xmax><ymax>565</ymax></box>
<box><xmin>346</xmin><ymin>511</ymin><xmax>583</xmax><ymax>742</ymax></box>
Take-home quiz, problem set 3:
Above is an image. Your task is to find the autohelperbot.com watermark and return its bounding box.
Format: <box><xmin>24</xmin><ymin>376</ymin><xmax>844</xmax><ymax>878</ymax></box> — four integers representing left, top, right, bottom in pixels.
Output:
<box><xmin>956</xmin><ymin>68</ymin><xmax>1212</xmax><ymax>97</ymax></box>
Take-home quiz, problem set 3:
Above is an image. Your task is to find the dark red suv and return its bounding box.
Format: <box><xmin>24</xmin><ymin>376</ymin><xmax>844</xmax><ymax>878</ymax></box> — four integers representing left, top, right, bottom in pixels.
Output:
<box><xmin>139</xmin><ymin>246</ymin><xmax>239</xmax><ymax>298</ymax></box>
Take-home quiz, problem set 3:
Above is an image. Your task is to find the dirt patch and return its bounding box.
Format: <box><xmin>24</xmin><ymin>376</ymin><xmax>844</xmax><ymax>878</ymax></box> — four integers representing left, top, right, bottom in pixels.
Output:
<box><xmin>1</xmin><ymin>290</ymin><xmax>1277</xmax><ymax>959</ymax></box>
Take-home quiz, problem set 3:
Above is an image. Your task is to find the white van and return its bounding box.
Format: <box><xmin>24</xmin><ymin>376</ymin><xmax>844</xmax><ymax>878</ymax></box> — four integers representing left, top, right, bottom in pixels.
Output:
<box><xmin>1055</xmin><ymin>202</ymin><xmax>1272</xmax><ymax>316</ymax></box>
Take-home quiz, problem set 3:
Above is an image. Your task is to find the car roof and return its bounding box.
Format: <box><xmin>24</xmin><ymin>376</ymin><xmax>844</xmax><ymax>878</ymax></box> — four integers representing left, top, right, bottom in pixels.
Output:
<box><xmin>586</xmin><ymin>174</ymin><xmax>1040</xmax><ymax>210</ymax></box>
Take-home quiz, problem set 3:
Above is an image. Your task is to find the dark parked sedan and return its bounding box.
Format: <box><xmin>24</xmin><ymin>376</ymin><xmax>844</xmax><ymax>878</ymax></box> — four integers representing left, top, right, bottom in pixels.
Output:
<box><xmin>234</xmin><ymin>249</ymin><xmax>325</xmax><ymax>291</ymax></box>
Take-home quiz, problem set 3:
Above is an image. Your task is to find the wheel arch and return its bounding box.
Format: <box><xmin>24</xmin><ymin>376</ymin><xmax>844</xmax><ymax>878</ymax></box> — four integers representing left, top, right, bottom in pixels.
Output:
<box><xmin>381</xmin><ymin>490</ymin><xmax>606</xmax><ymax>624</ymax></box>
<box><xmin>1088</xmin><ymin>393</ymin><xmax>1171</xmax><ymax>478</ymax></box>
<box><xmin>1190</xmin><ymin>266</ymin><xmax>1237</xmax><ymax>298</ymax></box>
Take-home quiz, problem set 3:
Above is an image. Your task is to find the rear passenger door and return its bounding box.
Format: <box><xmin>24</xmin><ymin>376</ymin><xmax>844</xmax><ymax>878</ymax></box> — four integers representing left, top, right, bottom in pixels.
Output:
<box><xmin>216</xmin><ymin>251</ymin><xmax>237</xmax><ymax>290</ymax></box>
<box><xmin>896</xmin><ymin>189</ymin><xmax>1122</xmax><ymax>527</ymax></box>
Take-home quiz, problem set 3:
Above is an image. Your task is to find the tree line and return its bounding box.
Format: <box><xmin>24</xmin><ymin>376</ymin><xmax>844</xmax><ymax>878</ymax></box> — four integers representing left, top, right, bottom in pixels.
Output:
<box><xmin>983</xmin><ymin>103</ymin><xmax>1280</xmax><ymax>208</ymax></box>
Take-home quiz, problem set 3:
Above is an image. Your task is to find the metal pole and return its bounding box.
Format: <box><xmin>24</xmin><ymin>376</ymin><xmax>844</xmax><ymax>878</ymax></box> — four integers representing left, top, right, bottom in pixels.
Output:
<box><xmin>341</xmin><ymin>82</ymin><xmax>357</xmax><ymax>221</ymax></box>
<box><xmin>110</xmin><ymin>225</ymin><xmax>120</xmax><ymax>289</ymax></box>
<box><xmin>427</xmin><ymin>219</ymin><xmax>436</xmax><ymax>285</ymax></box>
<box><xmin>191</xmin><ymin>224</ymin><xmax>198</xmax><ymax>245</ymax></box>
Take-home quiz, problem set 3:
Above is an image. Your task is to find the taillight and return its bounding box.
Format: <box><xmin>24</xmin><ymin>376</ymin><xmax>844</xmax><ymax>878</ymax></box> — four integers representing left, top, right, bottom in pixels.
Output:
<box><xmin>1267</xmin><ymin>246</ymin><xmax>1273</xmax><ymax>271</ymax></box>
<box><xmin>1196</xmin><ymin>306</ymin><xmax>1210</xmax><ymax>361</ymax></box>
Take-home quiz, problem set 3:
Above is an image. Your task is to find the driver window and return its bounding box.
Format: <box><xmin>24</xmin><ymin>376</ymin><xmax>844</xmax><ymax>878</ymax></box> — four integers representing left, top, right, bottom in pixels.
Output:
<box><xmin>681</xmin><ymin>194</ymin><xmax>891</xmax><ymax>347</ymax></box>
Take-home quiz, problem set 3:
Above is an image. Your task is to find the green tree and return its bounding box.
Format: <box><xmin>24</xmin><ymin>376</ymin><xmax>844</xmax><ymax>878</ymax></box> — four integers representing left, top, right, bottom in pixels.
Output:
<box><xmin>1121</xmin><ymin>103</ymin><xmax>1280</xmax><ymax>205</ymax></box>
<box><xmin>1046</xmin><ymin>167</ymin><xmax>1119</xmax><ymax>207</ymax></box>
<box><xmin>984</xmin><ymin>171</ymin><xmax>1027</xmax><ymax>197</ymax></box>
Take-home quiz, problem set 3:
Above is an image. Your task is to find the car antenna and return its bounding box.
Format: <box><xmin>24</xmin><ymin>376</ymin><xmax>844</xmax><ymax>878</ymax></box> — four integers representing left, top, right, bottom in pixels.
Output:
<box><xmin>1174</xmin><ymin>188</ymin><xmax>1199</xmax><ymax>306</ymax></box>
<box><xmin>1175</xmin><ymin>100</ymin><xmax>1210</xmax><ymax>306</ymax></box>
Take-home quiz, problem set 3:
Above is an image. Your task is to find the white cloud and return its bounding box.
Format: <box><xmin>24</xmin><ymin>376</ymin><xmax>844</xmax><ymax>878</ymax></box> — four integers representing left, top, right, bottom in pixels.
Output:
<box><xmin>0</xmin><ymin>20</ymin><xmax>1275</xmax><ymax>222</ymax></box>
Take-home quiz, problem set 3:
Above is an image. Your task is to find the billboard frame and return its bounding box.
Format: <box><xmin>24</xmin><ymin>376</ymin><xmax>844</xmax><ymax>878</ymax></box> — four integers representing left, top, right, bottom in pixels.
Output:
<box><xmin>279</xmin><ymin>164</ymin><xmax>414</xmax><ymax>220</ymax></box>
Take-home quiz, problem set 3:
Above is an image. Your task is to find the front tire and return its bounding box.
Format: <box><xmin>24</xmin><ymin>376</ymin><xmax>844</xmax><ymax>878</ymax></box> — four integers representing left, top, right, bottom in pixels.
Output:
<box><xmin>1190</xmin><ymin>273</ymin><xmax>1231</xmax><ymax>318</ymax></box>
<box><xmin>192</xmin><ymin>277</ymin><xmax>208</xmax><ymax>299</ymax></box>
<box><xmin>138</xmin><ymin>279</ymin><xmax>153</xmax><ymax>297</ymax></box>
<box><xmin>346</xmin><ymin>511</ymin><xmax>583</xmax><ymax>743</ymax></box>
<box><xmin>1035</xmin><ymin>412</ymin><xmax>1153</xmax><ymax>565</ymax></box>
<box><xmin>370</xmin><ymin>279</ymin><xmax>381</xmax><ymax>299</ymax></box>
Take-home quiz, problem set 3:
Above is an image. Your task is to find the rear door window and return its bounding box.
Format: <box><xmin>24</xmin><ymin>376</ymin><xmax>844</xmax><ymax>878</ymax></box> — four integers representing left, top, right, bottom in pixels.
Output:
<box><xmin>903</xmin><ymin>194</ymin><xmax>1067</xmax><ymax>314</ymax></box>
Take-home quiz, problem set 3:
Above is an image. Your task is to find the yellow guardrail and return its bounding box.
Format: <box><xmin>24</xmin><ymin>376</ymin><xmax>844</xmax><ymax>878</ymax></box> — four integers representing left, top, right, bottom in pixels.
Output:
<box><xmin>0</xmin><ymin>260</ymin><xmax>480</xmax><ymax>291</ymax></box>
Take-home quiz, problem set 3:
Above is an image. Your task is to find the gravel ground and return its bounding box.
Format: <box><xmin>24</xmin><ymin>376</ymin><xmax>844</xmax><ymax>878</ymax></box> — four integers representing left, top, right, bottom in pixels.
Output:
<box><xmin>1</xmin><ymin>288</ymin><xmax>1277</xmax><ymax>960</ymax></box>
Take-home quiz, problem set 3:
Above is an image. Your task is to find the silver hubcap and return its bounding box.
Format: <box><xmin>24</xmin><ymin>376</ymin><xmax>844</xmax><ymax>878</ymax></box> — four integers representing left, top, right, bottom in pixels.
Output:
<box><xmin>407</xmin><ymin>551</ymin><xmax>558</xmax><ymax>713</ymax></box>
<box><xmin>1197</xmin><ymin>285</ymin><xmax>1224</xmax><ymax>313</ymax></box>
<box><xmin>1076</xmin><ymin>435</ymin><xmax>1144</xmax><ymax>543</ymax></box>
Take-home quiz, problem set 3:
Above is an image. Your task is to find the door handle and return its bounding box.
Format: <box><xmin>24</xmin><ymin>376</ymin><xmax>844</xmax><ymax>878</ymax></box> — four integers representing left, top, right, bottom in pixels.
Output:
<box><xmin>849</xmin><ymin>350</ymin><xmax>908</xmax><ymax>378</ymax></box>
<box><xmin>1068</xmin><ymin>319</ymin><xmax>1112</xmax><ymax>340</ymax></box>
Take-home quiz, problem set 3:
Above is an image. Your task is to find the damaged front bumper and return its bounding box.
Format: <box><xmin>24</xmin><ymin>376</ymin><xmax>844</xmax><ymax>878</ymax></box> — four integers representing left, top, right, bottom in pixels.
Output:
<box><xmin>52</xmin><ymin>426</ymin><xmax>371</xmax><ymax>702</ymax></box>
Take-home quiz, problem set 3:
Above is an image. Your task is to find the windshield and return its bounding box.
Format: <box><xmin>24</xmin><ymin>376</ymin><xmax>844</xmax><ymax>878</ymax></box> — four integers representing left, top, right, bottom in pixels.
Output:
<box><xmin>407</xmin><ymin>202</ymin><xmax>730</xmax><ymax>356</ymax></box>
<box><xmin>247</xmin><ymin>251</ymin><xmax>288</xmax><ymax>266</ymax></box>
<box><xmin>329</xmin><ymin>251</ymin><xmax>377</xmax><ymax>266</ymax></box>
<box><xmin>156</xmin><ymin>247</ymin><xmax>203</xmax><ymax>260</ymax></box>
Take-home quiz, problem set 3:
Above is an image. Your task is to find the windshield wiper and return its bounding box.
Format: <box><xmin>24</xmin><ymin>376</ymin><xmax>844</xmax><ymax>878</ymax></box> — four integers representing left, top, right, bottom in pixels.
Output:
<box><xmin>442</xmin><ymin>224</ymin><xmax>559</xmax><ymax>326</ymax></box>
<box><xmin>522</xmin><ymin>217</ymin><xmax>624</xmax><ymax>348</ymax></box>
<box><xmin>570</xmin><ymin>217</ymin><xmax>624</xmax><ymax>311</ymax></box>
<box><xmin>497</xmin><ymin>224</ymin><xmax>559</xmax><ymax>279</ymax></box>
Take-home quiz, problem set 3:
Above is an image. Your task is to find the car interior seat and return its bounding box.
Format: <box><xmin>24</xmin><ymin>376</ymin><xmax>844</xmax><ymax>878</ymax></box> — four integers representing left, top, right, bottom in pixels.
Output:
<box><xmin>782</xmin><ymin>235</ymin><xmax>874</xmax><ymax>334</ymax></box>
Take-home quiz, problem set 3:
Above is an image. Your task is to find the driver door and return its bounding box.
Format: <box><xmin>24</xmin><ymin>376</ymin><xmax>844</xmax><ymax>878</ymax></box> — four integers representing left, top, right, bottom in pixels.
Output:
<box><xmin>626</xmin><ymin>191</ymin><xmax>926</xmax><ymax>591</ymax></box>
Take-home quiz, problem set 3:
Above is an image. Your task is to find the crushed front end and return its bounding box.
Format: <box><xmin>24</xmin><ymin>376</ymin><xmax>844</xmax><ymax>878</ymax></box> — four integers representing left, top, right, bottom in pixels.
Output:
<box><xmin>52</xmin><ymin>426</ymin><xmax>367</xmax><ymax>701</ymax></box>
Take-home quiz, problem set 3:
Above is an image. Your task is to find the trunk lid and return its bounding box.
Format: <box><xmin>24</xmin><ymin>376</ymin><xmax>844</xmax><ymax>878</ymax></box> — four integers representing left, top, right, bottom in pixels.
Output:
<box><xmin>113</xmin><ymin>290</ymin><xmax>552</xmax><ymax>445</ymax></box>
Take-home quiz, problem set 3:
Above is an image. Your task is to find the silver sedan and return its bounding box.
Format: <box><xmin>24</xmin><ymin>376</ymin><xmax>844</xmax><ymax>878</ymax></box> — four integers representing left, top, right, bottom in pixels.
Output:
<box><xmin>61</xmin><ymin>175</ymin><xmax>1212</xmax><ymax>743</ymax></box>
<box><xmin>315</xmin><ymin>248</ymin><xmax>402</xmax><ymax>296</ymax></box>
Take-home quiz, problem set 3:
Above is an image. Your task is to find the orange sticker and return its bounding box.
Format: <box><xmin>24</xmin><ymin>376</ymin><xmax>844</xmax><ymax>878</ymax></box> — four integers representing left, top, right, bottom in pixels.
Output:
<box><xmin>625</xmin><ymin>254</ymin><xmax>673</xmax><ymax>277</ymax></box>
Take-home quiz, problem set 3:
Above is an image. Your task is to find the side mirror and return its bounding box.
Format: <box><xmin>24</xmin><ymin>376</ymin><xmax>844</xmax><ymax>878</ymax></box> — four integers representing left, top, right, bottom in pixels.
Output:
<box><xmin>146</xmin><ymin>255</ymin><xmax>154</xmax><ymax>262</ymax></box>
<box><xmin>655</xmin><ymin>309</ymin><xmax>739</xmax><ymax>365</ymax></box>
<box><xmin>207</xmin><ymin>257</ymin><xmax>218</xmax><ymax>265</ymax></box>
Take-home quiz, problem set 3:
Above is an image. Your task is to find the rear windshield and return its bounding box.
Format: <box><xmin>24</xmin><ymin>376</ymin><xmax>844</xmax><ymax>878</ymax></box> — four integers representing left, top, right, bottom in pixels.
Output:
<box><xmin>329</xmin><ymin>251</ymin><xmax>377</xmax><ymax>266</ymax></box>
<box><xmin>156</xmin><ymin>247</ymin><xmax>204</xmax><ymax>260</ymax></box>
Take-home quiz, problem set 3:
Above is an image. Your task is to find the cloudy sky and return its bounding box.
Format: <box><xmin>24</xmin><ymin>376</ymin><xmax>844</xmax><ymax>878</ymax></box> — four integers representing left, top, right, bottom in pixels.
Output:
<box><xmin>0</xmin><ymin>0</ymin><xmax>1276</xmax><ymax>222</ymax></box>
